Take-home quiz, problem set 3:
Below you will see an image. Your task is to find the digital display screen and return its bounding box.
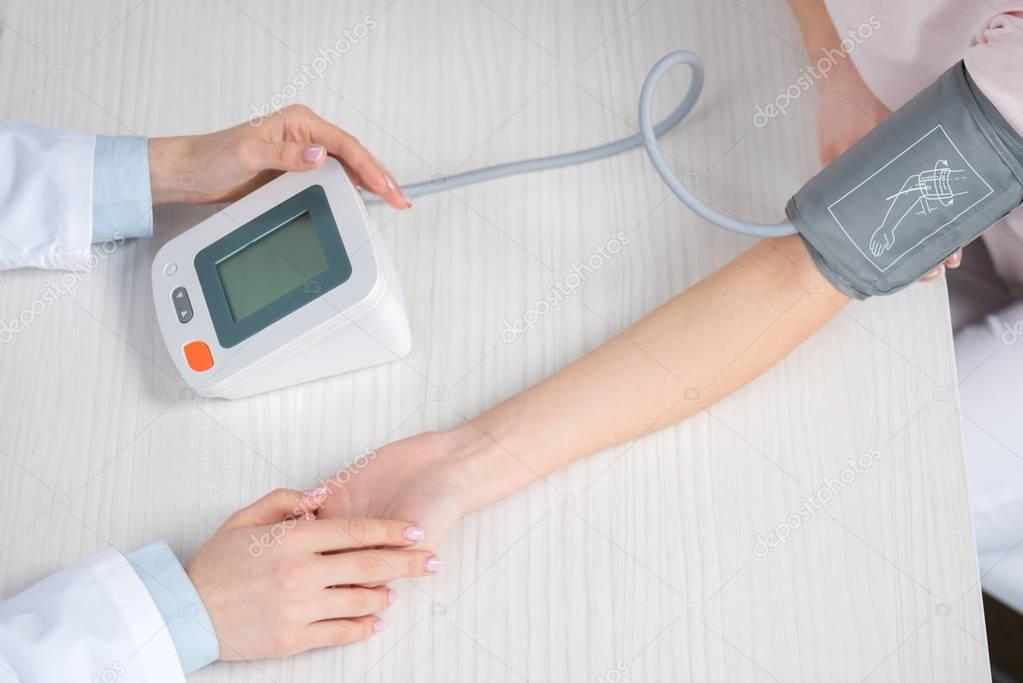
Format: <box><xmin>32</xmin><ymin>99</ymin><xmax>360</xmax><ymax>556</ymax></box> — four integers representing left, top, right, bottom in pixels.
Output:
<box><xmin>215</xmin><ymin>212</ymin><xmax>328</xmax><ymax>322</ymax></box>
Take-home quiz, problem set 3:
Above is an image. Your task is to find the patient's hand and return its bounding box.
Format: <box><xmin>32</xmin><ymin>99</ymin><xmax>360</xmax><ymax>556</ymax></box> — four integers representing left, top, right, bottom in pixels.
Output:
<box><xmin>147</xmin><ymin>103</ymin><xmax>411</xmax><ymax>208</ymax></box>
<box><xmin>316</xmin><ymin>432</ymin><xmax>471</xmax><ymax>551</ymax></box>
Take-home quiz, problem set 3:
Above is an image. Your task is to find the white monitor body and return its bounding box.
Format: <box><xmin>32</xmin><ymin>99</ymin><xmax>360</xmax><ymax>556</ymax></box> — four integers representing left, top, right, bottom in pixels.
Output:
<box><xmin>151</xmin><ymin>158</ymin><xmax>411</xmax><ymax>399</ymax></box>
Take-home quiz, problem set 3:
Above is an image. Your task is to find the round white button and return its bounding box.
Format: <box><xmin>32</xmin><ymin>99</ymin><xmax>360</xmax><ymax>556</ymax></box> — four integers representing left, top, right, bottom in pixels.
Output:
<box><xmin>163</xmin><ymin>263</ymin><xmax>178</xmax><ymax>276</ymax></box>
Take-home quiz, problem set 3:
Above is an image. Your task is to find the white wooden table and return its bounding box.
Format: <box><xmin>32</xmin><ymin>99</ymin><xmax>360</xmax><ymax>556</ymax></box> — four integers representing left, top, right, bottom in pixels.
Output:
<box><xmin>0</xmin><ymin>1</ymin><xmax>990</xmax><ymax>681</ymax></box>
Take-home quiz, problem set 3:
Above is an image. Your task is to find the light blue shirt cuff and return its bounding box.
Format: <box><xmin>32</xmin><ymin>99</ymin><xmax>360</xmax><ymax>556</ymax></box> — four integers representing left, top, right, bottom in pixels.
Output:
<box><xmin>126</xmin><ymin>541</ymin><xmax>220</xmax><ymax>674</ymax></box>
<box><xmin>92</xmin><ymin>135</ymin><xmax>154</xmax><ymax>243</ymax></box>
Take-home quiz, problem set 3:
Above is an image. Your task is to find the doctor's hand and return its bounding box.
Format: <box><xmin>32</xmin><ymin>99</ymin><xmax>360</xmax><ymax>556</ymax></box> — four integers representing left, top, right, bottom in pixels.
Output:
<box><xmin>184</xmin><ymin>488</ymin><xmax>441</xmax><ymax>661</ymax></box>
<box><xmin>147</xmin><ymin>104</ymin><xmax>412</xmax><ymax>208</ymax></box>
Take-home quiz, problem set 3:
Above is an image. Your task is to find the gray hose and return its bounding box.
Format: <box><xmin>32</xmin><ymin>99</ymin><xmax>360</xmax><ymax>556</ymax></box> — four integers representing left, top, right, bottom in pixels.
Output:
<box><xmin>362</xmin><ymin>50</ymin><xmax>796</xmax><ymax>239</ymax></box>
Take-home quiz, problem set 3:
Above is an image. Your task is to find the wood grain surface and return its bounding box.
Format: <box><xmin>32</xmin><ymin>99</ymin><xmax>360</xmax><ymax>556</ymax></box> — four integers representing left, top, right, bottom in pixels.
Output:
<box><xmin>0</xmin><ymin>1</ymin><xmax>989</xmax><ymax>681</ymax></box>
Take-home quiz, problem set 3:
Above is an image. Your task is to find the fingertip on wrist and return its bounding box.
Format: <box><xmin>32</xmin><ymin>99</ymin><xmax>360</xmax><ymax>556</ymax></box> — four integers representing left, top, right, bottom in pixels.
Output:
<box><xmin>302</xmin><ymin>144</ymin><xmax>325</xmax><ymax>163</ymax></box>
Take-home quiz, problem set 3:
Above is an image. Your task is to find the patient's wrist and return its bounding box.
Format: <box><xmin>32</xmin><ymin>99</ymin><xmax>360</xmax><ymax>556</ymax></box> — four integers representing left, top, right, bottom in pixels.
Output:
<box><xmin>446</xmin><ymin>419</ymin><xmax>541</xmax><ymax>513</ymax></box>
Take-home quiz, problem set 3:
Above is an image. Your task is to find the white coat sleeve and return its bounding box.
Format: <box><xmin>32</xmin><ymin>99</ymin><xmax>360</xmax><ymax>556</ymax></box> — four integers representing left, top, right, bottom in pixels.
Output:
<box><xmin>0</xmin><ymin>548</ymin><xmax>186</xmax><ymax>683</ymax></box>
<box><xmin>0</xmin><ymin>121</ymin><xmax>96</xmax><ymax>270</ymax></box>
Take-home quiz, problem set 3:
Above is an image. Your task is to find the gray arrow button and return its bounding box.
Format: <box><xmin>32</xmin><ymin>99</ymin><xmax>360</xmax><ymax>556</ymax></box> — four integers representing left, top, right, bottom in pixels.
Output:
<box><xmin>171</xmin><ymin>287</ymin><xmax>193</xmax><ymax>323</ymax></box>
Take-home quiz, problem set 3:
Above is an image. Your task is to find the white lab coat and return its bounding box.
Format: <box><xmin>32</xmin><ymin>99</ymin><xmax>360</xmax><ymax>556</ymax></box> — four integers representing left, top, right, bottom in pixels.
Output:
<box><xmin>0</xmin><ymin>549</ymin><xmax>185</xmax><ymax>682</ymax></box>
<box><xmin>0</xmin><ymin>121</ymin><xmax>97</xmax><ymax>270</ymax></box>
<box><xmin>0</xmin><ymin>122</ymin><xmax>184</xmax><ymax>681</ymax></box>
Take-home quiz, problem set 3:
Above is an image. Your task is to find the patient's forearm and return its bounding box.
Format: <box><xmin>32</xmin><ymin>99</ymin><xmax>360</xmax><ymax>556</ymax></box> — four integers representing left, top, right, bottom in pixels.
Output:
<box><xmin>451</xmin><ymin>235</ymin><xmax>848</xmax><ymax>511</ymax></box>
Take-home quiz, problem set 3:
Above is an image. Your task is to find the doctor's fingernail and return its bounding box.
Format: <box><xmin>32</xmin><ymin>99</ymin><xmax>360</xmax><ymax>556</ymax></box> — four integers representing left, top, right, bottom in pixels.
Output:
<box><xmin>303</xmin><ymin>144</ymin><xmax>325</xmax><ymax>162</ymax></box>
<box><xmin>303</xmin><ymin>487</ymin><xmax>327</xmax><ymax>497</ymax></box>
<box><xmin>425</xmin><ymin>556</ymin><xmax>443</xmax><ymax>572</ymax></box>
<box><xmin>386</xmin><ymin>175</ymin><xmax>412</xmax><ymax>208</ymax></box>
<box><xmin>387</xmin><ymin>588</ymin><xmax>398</xmax><ymax>605</ymax></box>
<box><xmin>373</xmin><ymin>619</ymin><xmax>387</xmax><ymax>632</ymax></box>
<box><xmin>404</xmin><ymin>526</ymin><xmax>425</xmax><ymax>541</ymax></box>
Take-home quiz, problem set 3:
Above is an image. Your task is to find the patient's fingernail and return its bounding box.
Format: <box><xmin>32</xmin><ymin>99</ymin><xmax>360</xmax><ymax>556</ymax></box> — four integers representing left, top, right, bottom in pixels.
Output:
<box><xmin>303</xmin><ymin>487</ymin><xmax>327</xmax><ymax>497</ymax></box>
<box><xmin>426</xmin><ymin>556</ymin><xmax>443</xmax><ymax>572</ymax></box>
<box><xmin>387</xmin><ymin>589</ymin><xmax>398</xmax><ymax>605</ymax></box>
<box><xmin>373</xmin><ymin>619</ymin><xmax>387</xmax><ymax>632</ymax></box>
<box><xmin>404</xmin><ymin>526</ymin><xmax>425</xmax><ymax>541</ymax></box>
<box><xmin>303</xmin><ymin>144</ymin><xmax>324</xmax><ymax>162</ymax></box>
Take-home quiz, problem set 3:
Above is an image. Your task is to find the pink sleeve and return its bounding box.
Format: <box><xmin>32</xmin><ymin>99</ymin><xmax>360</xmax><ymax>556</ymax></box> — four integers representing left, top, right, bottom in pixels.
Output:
<box><xmin>965</xmin><ymin>7</ymin><xmax>1023</xmax><ymax>136</ymax></box>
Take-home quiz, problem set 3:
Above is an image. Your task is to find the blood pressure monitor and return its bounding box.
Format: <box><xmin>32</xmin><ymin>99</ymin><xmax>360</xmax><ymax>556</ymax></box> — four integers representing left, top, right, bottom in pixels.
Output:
<box><xmin>151</xmin><ymin>53</ymin><xmax>1023</xmax><ymax>397</ymax></box>
<box><xmin>152</xmin><ymin>158</ymin><xmax>411</xmax><ymax>399</ymax></box>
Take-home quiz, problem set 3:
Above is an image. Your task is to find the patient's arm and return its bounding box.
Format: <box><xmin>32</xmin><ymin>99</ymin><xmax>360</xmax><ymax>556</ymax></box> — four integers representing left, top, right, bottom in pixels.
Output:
<box><xmin>317</xmin><ymin>235</ymin><xmax>848</xmax><ymax>544</ymax></box>
<box><xmin>455</xmin><ymin>235</ymin><xmax>846</xmax><ymax>510</ymax></box>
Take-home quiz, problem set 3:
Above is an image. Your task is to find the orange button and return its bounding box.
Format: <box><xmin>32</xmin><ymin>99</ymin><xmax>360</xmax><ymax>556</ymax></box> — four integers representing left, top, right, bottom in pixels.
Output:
<box><xmin>183</xmin><ymin>341</ymin><xmax>214</xmax><ymax>372</ymax></box>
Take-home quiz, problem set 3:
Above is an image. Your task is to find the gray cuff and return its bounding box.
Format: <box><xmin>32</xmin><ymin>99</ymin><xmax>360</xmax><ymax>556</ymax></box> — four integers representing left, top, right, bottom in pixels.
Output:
<box><xmin>787</xmin><ymin>62</ymin><xmax>1023</xmax><ymax>299</ymax></box>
